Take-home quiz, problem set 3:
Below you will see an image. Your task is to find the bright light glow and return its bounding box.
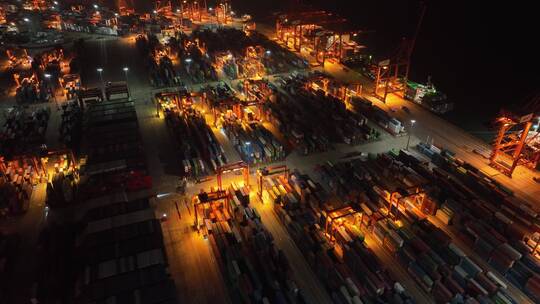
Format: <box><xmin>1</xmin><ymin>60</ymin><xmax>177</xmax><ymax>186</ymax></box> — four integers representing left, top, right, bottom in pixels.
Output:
<box><xmin>208</xmin><ymin>7</ymin><xmax>213</xmax><ymax>11</ymax></box>
<box><xmin>265</xmin><ymin>50</ymin><xmax>271</xmax><ymax>55</ymax></box>
<box><xmin>123</xmin><ymin>67</ymin><xmax>129</xmax><ymax>71</ymax></box>
<box><xmin>162</xmin><ymin>213</ymin><xmax>167</xmax><ymax>217</ymax></box>
<box><xmin>53</xmin><ymin>1</ymin><xmax>58</xmax><ymax>4</ymax></box>
<box><xmin>96</xmin><ymin>68</ymin><xmax>103</xmax><ymax>72</ymax></box>
<box><xmin>410</xmin><ymin>119</ymin><xmax>416</xmax><ymax>126</ymax></box>
<box><xmin>93</xmin><ymin>4</ymin><xmax>98</xmax><ymax>9</ymax></box>
<box><xmin>246</xmin><ymin>141</ymin><xmax>251</xmax><ymax>145</ymax></box>
<box><xmin>153</xmin><ymin>10</ymin><xmax>157</xmax><ymax>14</ymax></box>
<box><xmin>44</xmin><ymin>73</ymin><xmax>51</xmax><ymax>78</ymax></box>
<box><xmin>176</xmin><ymin>9</ymin><xmax>180</xmax><ymax>12</ymax></box>
<box><xmin>23</xmin><ymin>18</ymin><xmax>30</xmax><ymax>22</ymax></box>
<box><xmin>115</xmin><ymin>13</ymin><xmax>119</xmax><ymax>16</ymax></box>
<box><xmin>185</xmin><ymin>58</ymin><xmax>192</xmax><ymax>63</ymax></box>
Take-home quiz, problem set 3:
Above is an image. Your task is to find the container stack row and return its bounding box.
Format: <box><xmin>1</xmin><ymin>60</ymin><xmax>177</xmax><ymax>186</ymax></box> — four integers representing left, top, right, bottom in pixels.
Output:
<box><xmin>409</xmin><ymin>142</ymin><xmax>540</xmax><ymax>302</ymax></box>
<box><xmin>0</xmin><ymin>157</ymin><xmax>44</xmax><ymax>214</ymax></box>
<box><xmin>264</xmin><ymin>171</ymin><xmax>417</xmax><ymax>304</ymax></box>
<box><xmin>207</xmin><ymin>182</ymin><xmax>305</xmax><ymax>304</ymax></box>
<box><xmin>191</xmin><ymin>28</ymin><xmax>306</xmax><ymax>79</ymax></box>
<box><xmin>313</xmin><ymin>154</ymin><xmax>526</xmax><ymax>303</ymax></box>
<box><xmin>59</xmin><ymin>100</ymin><xmax>83</xmax><ymax>150</ymax></box>
<box><xmin>223</xmin><ymin>120</ymin><xmax>285</xmax><ymax>165</ymax></box>
<box><xmin>165</xmin><ymin>108</ymin><xmax>227</xmax><ymax>177</ymax></box>
<box><xmin>350</xmin><ymin>97</ymin><xmax>406</xmax><ymax>136</ymax></box>
<box><xmin>135</xmin><ymin>34</ymin><xmax>183</xmax><ymax>88</ymax></box>
<box><xmin>0</xmin><ymin>106</ymin><xmax>50</xmax><ymax>158</ymax></box>
<box><xmin>267</xmin><ymin>75</ymin><xmax>378</xmax><ymax>155</ymax></box>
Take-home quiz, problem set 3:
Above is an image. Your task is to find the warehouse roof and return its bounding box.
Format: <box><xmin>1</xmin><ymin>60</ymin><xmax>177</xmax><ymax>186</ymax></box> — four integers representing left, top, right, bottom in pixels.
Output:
<box><xmin>84</xmin><ymin>199</ymin><xmax>151</xmax><ymax>222</ymax></box>
<box><xmin>82</xmin><ymin>219</ymin><xmax>161</xmax><ymax>248</ymax></box>
<box><xmin>82</xmin><ymin>226</ymin><xmax>164</xmax><ymax>264</ymax></box>
<box><xmin>83</xmin><ymin>208</ymin><xmax>156</xmax><ymax>235</ymax></box>
<box><xmin>78</xmin><ymin>264</ymin><xmax>176</xmax><ymax>304</ymax></box>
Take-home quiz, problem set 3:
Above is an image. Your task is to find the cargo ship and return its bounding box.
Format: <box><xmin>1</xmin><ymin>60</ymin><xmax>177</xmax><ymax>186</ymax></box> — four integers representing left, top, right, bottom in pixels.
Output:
<box><xmin>405</xmin><ymin>79</ymin><xmax>453</xmax><ymax>114</ymax></box>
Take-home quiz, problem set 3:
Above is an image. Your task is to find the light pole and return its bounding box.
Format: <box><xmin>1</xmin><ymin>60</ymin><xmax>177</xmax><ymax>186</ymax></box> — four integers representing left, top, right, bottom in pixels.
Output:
<box><xmin>406</xmin><ymin>119</ymin><xmax>416</xmax><ymax>150</ymax></box>
<box><xmin>123</xmin><ymin>67</ymin><xmax>131</xmax><ymax>101</ymax></box>
<box><xmin>96</xmin><ymin>67</ymin><xmax>104</xmax><ymax>101</ymax></box>
<box><xmin>44</xmin><ymin>73</ymin><xmax>58</xmax><ymax>109</ymax></box>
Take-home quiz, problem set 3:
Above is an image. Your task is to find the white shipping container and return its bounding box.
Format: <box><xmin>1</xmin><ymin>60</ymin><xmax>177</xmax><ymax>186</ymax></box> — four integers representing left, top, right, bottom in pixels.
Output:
<box><xmin>352</xmin><ymin>296</ymin><xmax>363</xmax><ymax>304</ymax></box>
<box><xmin>340</xmin><ymin>285</ymin><xmax>353</xmax><ymax>304</ymax></box>
<box><xmin>449</xmin><ymin>243</ymin><xmax>466</xmax><ymax>258</ymax></box>
<box><xmin>345</xmin><ymin>277</ymin><xmax>360</xmax><ymax>296</ymax></box>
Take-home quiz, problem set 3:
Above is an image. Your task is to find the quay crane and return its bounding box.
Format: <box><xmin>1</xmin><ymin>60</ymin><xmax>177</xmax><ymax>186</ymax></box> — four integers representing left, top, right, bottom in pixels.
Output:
<box><xmin>490</xmin><ymin>92</ymin><xmax>540</xmax><ymax>177</ymax></box>
<box><xmin>374</xmin><ymin>1</ymin><xmax>427</xmax><ymax>102</ymax></box>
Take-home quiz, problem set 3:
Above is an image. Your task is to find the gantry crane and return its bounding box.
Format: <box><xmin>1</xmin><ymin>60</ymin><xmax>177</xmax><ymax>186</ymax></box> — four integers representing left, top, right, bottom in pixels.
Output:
<box><xmin>323</xmin><ymin>205</ymin><xmax>359</xmax><ymax>243</ymax></box>
<box><xmin>118</xmin><ymin>0</ymin><xmax>135</xmax><ymax>15</ymax></box>
<box><xmin>256</xmin><ymin>165</ymin><xmax>289</xmax><ymax>198</ymax></box>
<box><xmin>374</xmin><ymin>2</ymin><xmax>427</xmax><ymax>102</ymax></box>
<box><xmin>155</xmin><ymin>0</ymin><xmax>173</xmax><ymax>16</ymax></box>
<box><xmin>388</xmin><ymin>186</ymin><xmax>427</xmax><ymax>220</ymax></box>
<box><xmin>490</xmin><ymin>93</ymin><xmax>540</xmax><ymax>177</ymax></box>
<box><xmin>215</xmin><ymin>0</ymin><xmax>232</xmax><ymax>24</ymax></box>
<box><xmin>216</xmin><ymin>161</ymin><xmax>250</xmax><ymax>191</ymax></box>
<box><xmin>193</xmin><ymin>189</ymin><xmax>229</xmax><ymax>232</ymax></box>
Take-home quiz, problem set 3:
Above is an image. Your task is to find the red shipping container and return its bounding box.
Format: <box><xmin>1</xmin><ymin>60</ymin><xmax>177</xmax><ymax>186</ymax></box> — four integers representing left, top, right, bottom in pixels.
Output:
<box><xmin>410</xmin><ymin>237</ymin><xmax>430</xmax><ymax>254</ymax></box>
<box><xmin>505</xmin><ymin>222</ymin><xmax>528</xmax><ymax>241</ymax></box>
<box><xmin>433</xmin><ymin>281</ymin><xmax>453</xmax><ymax>303</ymax></box>
<box><xmin>475</xmin><ymin>272</ymin><xmax>498</xmax><ymax>295</ymax></box>
<box><xmin>443</xmin><ymin>276</ymin><xmax>465</xmax><ymax>295</ymax></box>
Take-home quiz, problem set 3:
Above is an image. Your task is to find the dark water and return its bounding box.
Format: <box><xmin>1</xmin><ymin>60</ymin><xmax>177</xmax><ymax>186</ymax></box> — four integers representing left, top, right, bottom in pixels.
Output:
<box><xmin>117</xmin><ymin>0</ymin><xmax>540</xmax><ymax>138</ymax></box>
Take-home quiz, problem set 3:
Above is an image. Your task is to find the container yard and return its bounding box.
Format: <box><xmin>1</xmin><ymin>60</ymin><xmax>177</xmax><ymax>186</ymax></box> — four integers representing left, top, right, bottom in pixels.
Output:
<box><xmin>0</xmin><ymin>106</ymin><xmax>50</xmax><ymax>157</ymax></box>
<box><xmin>1</xmin><ymin>1</ymin><xmax>540</xmax><ymax>304</ymax></box>
<box><xmin>261</xmin><ymin>168</ymin><xmax>421</xmax><ymax>303</ymax></box>
<box><xmin>203</xmin><ymin>79</ymin><xmax>287</xmax><ymax>165</ymax></box>
<box><xmin>192</xmin><ymin>28</ymin><xmax>307</xmax><ymax>79</ymax></box>
<box><xmin>194</xmin><ymin>178</ymin><xmax>307</xmax><ymax>303</ymax></box>
<box><xmin>267</xmin><ymin>73</ymin><xmax>380</xmax><ymax>155</ymax></box>
<box><xmin>309</xmin><ymin>145</ymin><xmax>540</xmax><ymax>303</ymax></box>
<box><xmin>156</xmin><ymin>90</ymin><xmax>227</xmax><ymax>177</ymax></box>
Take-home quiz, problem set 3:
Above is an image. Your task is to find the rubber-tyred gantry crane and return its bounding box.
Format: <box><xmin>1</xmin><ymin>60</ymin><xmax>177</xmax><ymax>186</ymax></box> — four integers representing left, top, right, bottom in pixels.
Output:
<box><xmin>490</xmin><ymin>93</ymin><xmax>540</xmax><ymax>177</ymax></box>
<box><xmin>216</xmin><ymin>161</ymin><xmax>250</xmax><ymax>191</ymax></box>
<box><xmin>323</xmin><ymin>205</ymin><xmax>359</xmax><ymax>243</ymax></box>
<box><xmin>215</xmin><ymin>0</ymin><xmax>232</xmax><ymax>24</ymax></box>
<box><xmin>193</xmin><ymin>189</ymin><xmax>229</xmax><ymax>232</ymax></box>
<box><xmin>256</xmin><ymin>165</ymin><xmax>289</xmax><ymax>198</ymax></box>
